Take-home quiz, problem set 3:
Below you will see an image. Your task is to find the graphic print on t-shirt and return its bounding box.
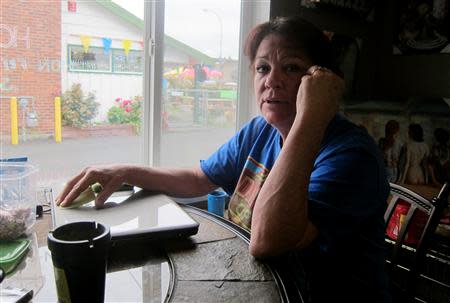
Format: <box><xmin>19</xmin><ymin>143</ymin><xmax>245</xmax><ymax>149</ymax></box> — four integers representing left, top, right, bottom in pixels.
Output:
<box><xmin>228</xmin><ymin>156</ymin><xmax>270</xmax><ymax>230</ymax></box>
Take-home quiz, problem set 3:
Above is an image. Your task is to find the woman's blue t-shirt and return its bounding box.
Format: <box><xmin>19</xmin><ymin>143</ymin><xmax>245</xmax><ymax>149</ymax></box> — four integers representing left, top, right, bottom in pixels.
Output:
<box><xmin>200</xmin><ymin>114</ymin><xmax>390</xmax><ymax>302</ymax></box>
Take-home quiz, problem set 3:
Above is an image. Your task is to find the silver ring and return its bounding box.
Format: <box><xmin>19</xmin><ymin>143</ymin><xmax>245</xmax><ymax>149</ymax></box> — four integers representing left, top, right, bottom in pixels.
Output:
<box><xmin>313</xmin><ymin>66</ymin><xmax>330</xmax><ymax>74</ymax></box>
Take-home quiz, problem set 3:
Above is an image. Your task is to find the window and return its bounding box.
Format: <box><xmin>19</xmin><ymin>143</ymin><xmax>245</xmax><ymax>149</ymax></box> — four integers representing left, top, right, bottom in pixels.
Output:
<box><xmin>154</xmin><ymin>1</ymin><xmax>243</xmax><ymax>167</ymax></box>
<box><xmin>68</xmin><ymin>46</ymin><xmax>143</xmax><ymax>74</ymax></box>
<box><xmin>68</xmin><ymin>45</ymin><xmax>111</xmax><ymax>72</ymax></box>
<box><xmin>112</xmin><ymin>49</ymin><xmax>143</xmax><ymax>74</ymax></box>
<box><xmin>1</xmin><ymin>0</ymin><xmax>146</xmax><ymax>187</ymax></box>
<box><xmin>1</xmin><ymin>0</ymin><xmax>269</xmax><ymax>189</ymax></box>
<box><xmin>148</xmin><ymin>0</ymin><xmax>270</xmax><ymax>167</ymax></box>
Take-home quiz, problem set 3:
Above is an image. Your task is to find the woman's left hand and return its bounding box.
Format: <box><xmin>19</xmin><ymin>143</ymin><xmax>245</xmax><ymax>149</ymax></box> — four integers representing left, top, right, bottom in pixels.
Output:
<box><xmin>296</xmin><ymin>65</ymin><xmax>345</xmax><ymax>128</ymax></box>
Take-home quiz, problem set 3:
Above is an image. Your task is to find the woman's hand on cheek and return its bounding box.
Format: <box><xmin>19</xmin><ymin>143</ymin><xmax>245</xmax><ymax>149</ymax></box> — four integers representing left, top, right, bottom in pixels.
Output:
<box><xmin>296</xmin><ymin>66</ymin><xmax>345</xmax><ymax>126</ymax></box>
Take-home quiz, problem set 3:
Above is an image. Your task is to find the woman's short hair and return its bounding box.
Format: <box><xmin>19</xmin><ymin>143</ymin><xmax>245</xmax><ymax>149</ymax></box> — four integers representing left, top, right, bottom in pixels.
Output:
<box><xmin>409</xmin><ymin>124</ymin><xmax>424</xmax><ymax>142</ymax></box>
<box><xmin>244</xmin><ymin>16</ymin><xmax>339</xmax><ymax>74</ymax></box>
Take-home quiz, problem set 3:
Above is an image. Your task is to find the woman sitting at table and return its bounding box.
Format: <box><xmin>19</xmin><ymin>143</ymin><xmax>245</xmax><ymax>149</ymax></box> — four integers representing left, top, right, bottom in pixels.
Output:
<box><xmin>57</xmin><ymin>16</ymin><xmax>390</xmax><ymax>303</ymax></box>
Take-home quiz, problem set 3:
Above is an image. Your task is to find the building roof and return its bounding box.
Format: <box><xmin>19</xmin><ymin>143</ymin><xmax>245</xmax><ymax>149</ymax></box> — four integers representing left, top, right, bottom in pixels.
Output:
<box><xmin>94</xmin><ymin>0</ymin><xmax>215</xmax><ymax>65</ymax></box>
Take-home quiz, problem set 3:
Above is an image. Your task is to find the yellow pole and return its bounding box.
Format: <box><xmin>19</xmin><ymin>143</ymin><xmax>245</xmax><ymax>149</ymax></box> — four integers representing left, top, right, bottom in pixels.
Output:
<box><xmin>54</xmin><ymin>97</ymin><xmax>62</xmax><ymax>143</ymax></box>
<box><xmin>10</xmin><ymin>97</ymin><xmax>18</xmax><ymax>145</ymax></box>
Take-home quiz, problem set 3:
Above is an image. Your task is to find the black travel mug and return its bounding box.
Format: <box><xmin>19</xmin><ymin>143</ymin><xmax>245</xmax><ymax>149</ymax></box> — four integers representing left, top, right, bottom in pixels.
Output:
<box><xmin>47</xmin><ymin>221</ymin><xmax>111</xmax><ymax>303</ymax></box>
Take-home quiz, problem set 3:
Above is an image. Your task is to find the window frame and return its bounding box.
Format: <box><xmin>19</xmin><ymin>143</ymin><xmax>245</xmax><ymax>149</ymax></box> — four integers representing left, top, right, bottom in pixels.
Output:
<box><xmin>67</xmin><ymin>44</ymin><xmax>112</xmax><ymax>73</ymax></box>
<box><xmin>142</xmin><ymin>0</ymin><xmax>164</xmax><ymax>166</ymax></box>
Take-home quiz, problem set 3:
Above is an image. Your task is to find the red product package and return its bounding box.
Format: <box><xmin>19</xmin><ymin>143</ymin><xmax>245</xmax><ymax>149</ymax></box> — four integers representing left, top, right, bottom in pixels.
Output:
<box><xmin>386</xmin><ymin>200</ymin><xmax>429</xmax><ymax>245</ymax></box>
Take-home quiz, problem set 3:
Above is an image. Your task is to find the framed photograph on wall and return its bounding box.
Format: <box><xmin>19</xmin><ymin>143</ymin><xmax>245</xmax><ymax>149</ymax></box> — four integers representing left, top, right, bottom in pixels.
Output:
<box><xmin>393</xmin><ymin>0</ymin><xmax>450</xmax><ymax>54</ymax></box>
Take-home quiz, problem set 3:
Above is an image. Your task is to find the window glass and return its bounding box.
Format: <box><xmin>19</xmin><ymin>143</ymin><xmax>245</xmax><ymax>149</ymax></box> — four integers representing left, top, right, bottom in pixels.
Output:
<box><xmin>159</xmin><ymin>0</ymin><xmax>241</xmax><ymax>167</ymax></box>
<box><xmin>112</xmin><ymin>49</ymin><xmax>144</xmax><ymax>74</ymax></box>
<box><xmin>0</xmin><ymin>0</ymin><xmax>269</xmax><ymax>188</ymax></box>
<box><xmin>1</xmin><ymin>0</ymin><xmax>145</xmax><ymax>187</ymax></box>
<box><xmin>68</xmin><ymin>45</ymin><xmax>111</xmax><ymax>72</ymax></box>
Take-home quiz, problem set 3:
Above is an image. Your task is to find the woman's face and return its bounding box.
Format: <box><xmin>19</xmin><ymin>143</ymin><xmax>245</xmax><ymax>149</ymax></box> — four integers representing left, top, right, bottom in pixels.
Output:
<box><xmin>253</xmin><ymin>34</ymin><xmax>312</xmax><ymax>133</ymax></box>
<box><xmin>393</xmin><ymin>132</ymin><xmax>399</xmax><ymax>139</ymax></box>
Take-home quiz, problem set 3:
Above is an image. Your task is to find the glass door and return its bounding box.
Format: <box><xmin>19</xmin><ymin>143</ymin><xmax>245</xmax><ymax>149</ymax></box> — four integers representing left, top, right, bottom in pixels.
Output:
<box><xmin>156</xmin><ymin>0</ymin><xmax>243</xmax><ymax>167</ymax></box>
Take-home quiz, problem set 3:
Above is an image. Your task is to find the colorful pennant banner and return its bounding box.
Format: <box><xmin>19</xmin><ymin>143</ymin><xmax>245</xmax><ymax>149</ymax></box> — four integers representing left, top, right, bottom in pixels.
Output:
<box><xmin>122</xmin><ymin>39</ymin><xmax>132</xmax><ymax>56</ymax></box>
<box><xmin>77</xmin><ymin>35</ymin><xmax>140</xmax><ymax>55</ymax></box>
<box><xmin>102</xmin><ymin>37</ymin><xmax>112</xmax><ymax>54</ymax></box>
<box><xmin>80</xmin><ymin>35</ymin><xmax>91</xmax><ymax>53</ymax></box>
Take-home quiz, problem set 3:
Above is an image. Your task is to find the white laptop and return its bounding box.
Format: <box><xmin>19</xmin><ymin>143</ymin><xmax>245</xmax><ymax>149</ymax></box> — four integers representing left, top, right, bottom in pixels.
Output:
<box><xmin>51</xmin><ymin>188</ymin><xmax>199</xmax><ymax>241</ymax></box>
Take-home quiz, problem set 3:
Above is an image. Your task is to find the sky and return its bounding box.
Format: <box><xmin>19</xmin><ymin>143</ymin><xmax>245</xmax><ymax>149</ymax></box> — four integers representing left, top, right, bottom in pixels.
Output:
<box><xmin>112</xmin><ymin>0</ymin><xmax>241</xmax><ymax>59</ymax></box>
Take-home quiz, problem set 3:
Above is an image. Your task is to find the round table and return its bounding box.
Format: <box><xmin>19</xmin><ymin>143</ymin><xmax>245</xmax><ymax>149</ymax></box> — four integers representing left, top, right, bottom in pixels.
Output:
<box><xmin>3</xmin><ymin>206</ymin><xmax>305</xmax><ymax>302</ymax></box>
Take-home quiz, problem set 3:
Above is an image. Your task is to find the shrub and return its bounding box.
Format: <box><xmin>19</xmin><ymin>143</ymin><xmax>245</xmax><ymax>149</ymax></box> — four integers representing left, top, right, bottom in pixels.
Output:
<box><xmin>107</xmin><ymin>96</ymin><xmax>142</xmax><ymax>132</ymax></box>
<box><xmin>61</xmin><ymin>83</ymin><xmax>99</xmax><ymax>127</ymax></box>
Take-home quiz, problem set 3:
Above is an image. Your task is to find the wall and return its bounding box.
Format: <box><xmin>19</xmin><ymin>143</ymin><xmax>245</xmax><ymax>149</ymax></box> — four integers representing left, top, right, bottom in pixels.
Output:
<box><xmin>61</xmin><ymin>0</ymin><xmax>143</xmax><ymax>121</ymax></box>
<box><xmin>345</xmin><ymin>108</ymin><xmax>450</xmax><ymax>147</ymax></box>
<box><xmin>0</xmin><ymin>0</ymin><xmax>61</xmax><ymax>136</ymax></box>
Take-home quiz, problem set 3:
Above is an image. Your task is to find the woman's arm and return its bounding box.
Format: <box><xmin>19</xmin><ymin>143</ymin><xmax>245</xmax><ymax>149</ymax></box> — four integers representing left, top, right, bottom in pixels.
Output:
<box><xmin>56</xmin><ymin>164</ymin><xmax>217</xmax><ymax>208</ymax></box>
<box><xmin>250</xmin><ymin>67</ymin><xmax>344</xmax><ymax>258</ymax></box>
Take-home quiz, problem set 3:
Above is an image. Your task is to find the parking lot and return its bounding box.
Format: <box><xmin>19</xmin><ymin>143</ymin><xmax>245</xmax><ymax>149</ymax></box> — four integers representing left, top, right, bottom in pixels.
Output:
<box><xmin>1</xmin><ymin>128</ymin><xmax>233</xmax><ymax>188</ymax></box>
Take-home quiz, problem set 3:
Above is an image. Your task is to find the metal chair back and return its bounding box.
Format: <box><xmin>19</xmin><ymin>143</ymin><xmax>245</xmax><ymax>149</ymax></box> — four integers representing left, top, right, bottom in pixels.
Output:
<box><xmin>385</xmin><ymin>182</ymin><xmax>449</xmax><ymax>302</ymax></box>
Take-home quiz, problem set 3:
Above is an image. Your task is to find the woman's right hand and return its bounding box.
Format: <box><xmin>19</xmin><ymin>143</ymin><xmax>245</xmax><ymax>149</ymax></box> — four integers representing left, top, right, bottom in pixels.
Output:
<box><xmin>55</xmin><ymin>164</ymin><xmax>130</xmax><ymax>208</ymax></box>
